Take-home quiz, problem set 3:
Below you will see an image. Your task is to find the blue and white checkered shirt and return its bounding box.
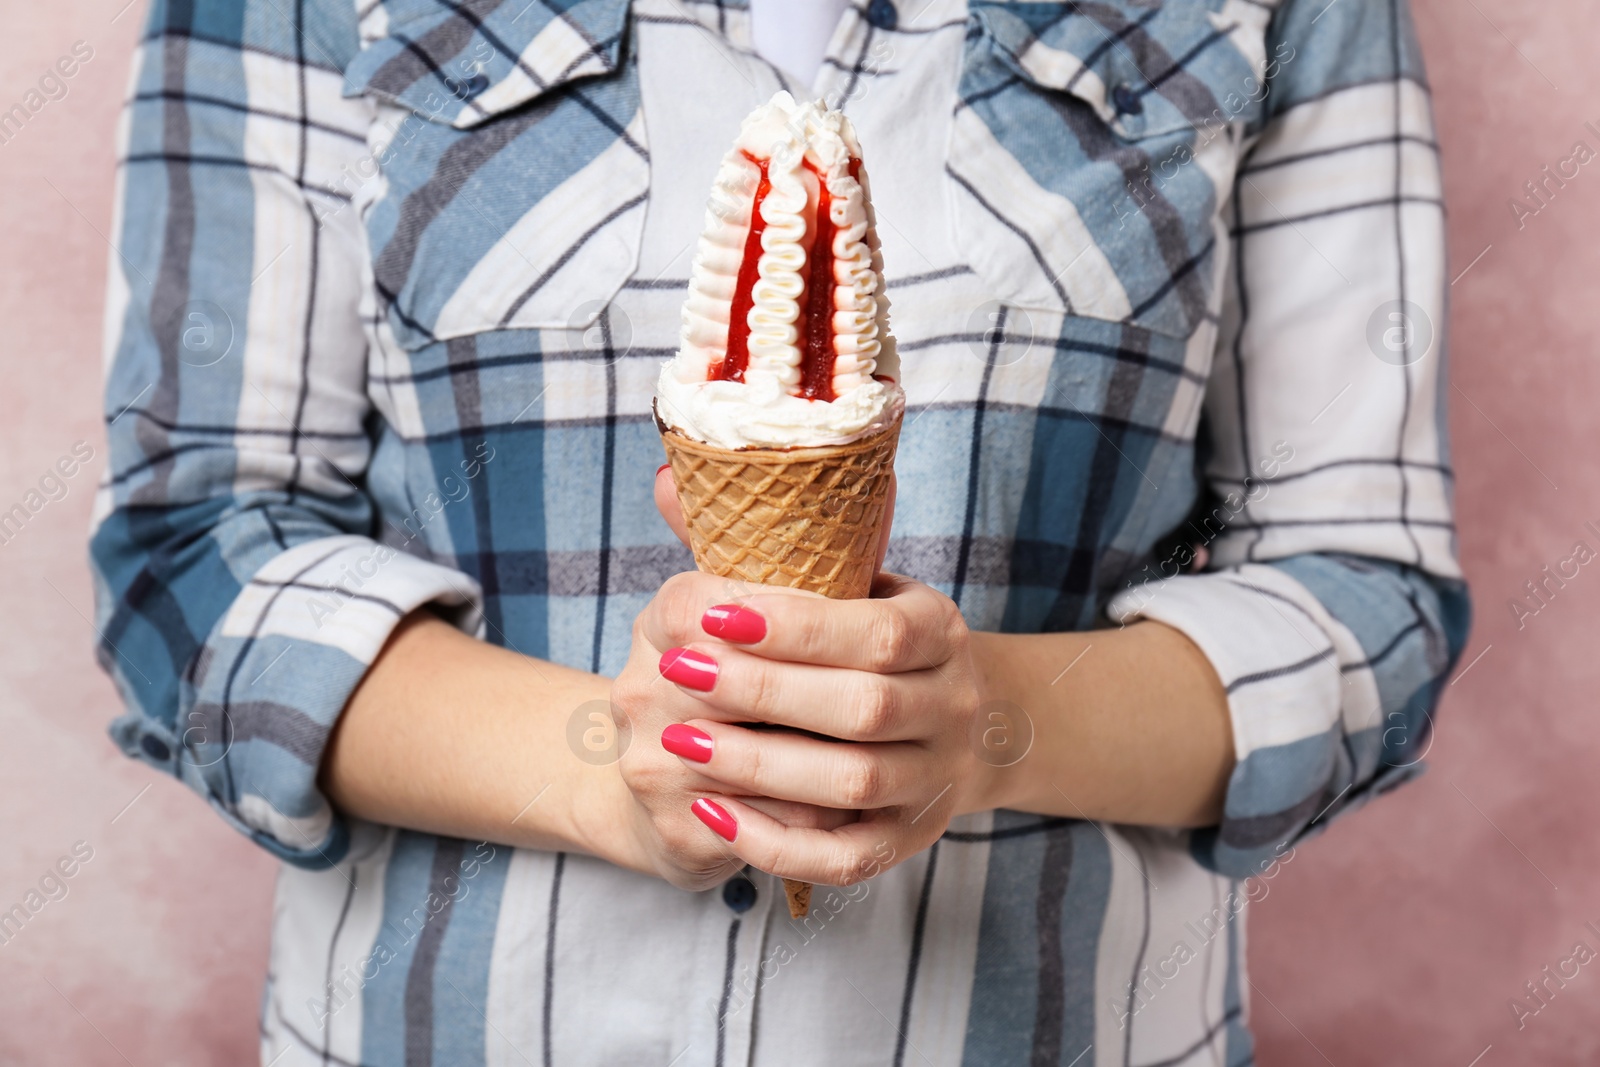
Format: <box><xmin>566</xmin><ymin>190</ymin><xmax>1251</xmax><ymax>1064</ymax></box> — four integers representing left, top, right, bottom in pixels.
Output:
<box><xmin>91</xmin><ymin>0</ymin><xmax>1470</xmax><ymax>1063</ymax></box>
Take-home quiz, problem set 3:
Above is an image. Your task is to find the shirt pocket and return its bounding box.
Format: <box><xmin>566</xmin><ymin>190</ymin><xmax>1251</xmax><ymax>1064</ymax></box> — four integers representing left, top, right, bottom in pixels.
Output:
<box><xmin>343</xmin><ymin>0</ymin><xmax>646</xmax><ymax>349</ymax></box>
<box><xmin>949</xmin><ymin>0</ymin><xmax>1277</xmax><ymax>340</ymax></box>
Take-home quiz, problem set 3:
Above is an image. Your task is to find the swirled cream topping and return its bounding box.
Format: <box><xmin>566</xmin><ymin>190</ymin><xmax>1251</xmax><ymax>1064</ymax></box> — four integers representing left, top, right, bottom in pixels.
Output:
<box><xmin>657</xmin><ymin>92</ymin><xmax>901</xmax><ymax>450</ymax></box>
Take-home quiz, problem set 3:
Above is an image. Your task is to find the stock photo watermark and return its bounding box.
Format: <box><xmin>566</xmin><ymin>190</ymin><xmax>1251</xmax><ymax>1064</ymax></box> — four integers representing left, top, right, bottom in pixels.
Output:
<box><xmin>1507</xmin><ymin>921</ymin><xmax>1600</xmax><ymax>1032</ymax></box>
<box><xmin>0</xmin><ymin>39</ymin><xmax>94</xmax><ymax>148</ymax></box>
<box><xmin>0</xmin><ymin>840</ymin><xmax>95</xmax><ymax>949</ymax></box>
<box><xmin>168</xmin><ymin>299</ymin><xmax>235</xmax><ymax>368</ymax></box>
<box><xmin>393</xmin><ymin>442</ymin><xmax>497</xmax><ymax>542</ymax></box>
<box><xmin>1113</xmin><ymin>440</ymin><xmax>1296</xmax><ymax>614</ymax></box>
<box><xmin>1366</xmin><ymin>300</ymin><xmax>1435</xmax><ymax>367</ymax></box>
<box><xmin>304</xmin><ymin>442</ymin><xmax>496</xmax><ymax>629</ymax></box>
<box><xmin>823</xmin><ymin>35</ymin><xmax>895</xmax><ymax>113</ymax></box>
<box><xmin>1112</xmin><ymin>41</ymin><xmax>1297</xmax><ymax>229</ymax></box>
<box><xmin>1114</xmin><ymin>841</ymin><xmax>1297</xmax><ymax>1029</ymax></box>
<box><xmin>717</xmin><ymin>841</ymin><xmax>898</xmax><ymax>1025</ymax></box>
<box><xmin>308</xmin><ymin>841</ymin><xmax>500</xmax><ymax>1030</ymax></box>
<box><xmin>566</xmin><ymin>699</ymin><xmax>630</xmax><ymax>765</ymax></box>
<box><xmin>1507</xmin><ymin>121</ymin><xmax>1600</xmax><ymax>231</ymax></box>
<box><xmin>968</xmin><ymin>699</ymin><xmax>1034</xmax><ymax>767</ymax></box>
<box><xmin>566</xmin><ymin>301</ymin><xmax>634</xmax><ymax>365</ymax></box>
<box><xmin>0</xmin><ymin>440</ymin><xmax>96</xmax><ymax>548</ymax></box>
<box><xmin>965</xmin><ymin>302</ymin><xmax>1034</xmax><ymax>367</ymax></box>
<box><xmin>1506</xmin><ymin>521</ymin><xmax>1600</xmax><ymax>632</ymax></box>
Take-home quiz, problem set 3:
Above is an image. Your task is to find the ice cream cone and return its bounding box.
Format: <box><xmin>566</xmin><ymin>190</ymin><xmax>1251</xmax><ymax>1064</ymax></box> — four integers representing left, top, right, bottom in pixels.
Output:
<box><xmin>658</xmin><ymin>410</ymin><xmax>900</xmax><ymax>917</ymax></box>
<box><xmin>655</xmin><ymin>92</ymin><xmax>903</xmax><ymax>920</ymax></box>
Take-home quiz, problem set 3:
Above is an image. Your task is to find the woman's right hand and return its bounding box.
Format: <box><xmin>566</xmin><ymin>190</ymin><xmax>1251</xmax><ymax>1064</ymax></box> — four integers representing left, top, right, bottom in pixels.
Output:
<box><xmin>609</xmin><ymin>572</ymin><xmax>852</xmax><ymax>891</ymax></box>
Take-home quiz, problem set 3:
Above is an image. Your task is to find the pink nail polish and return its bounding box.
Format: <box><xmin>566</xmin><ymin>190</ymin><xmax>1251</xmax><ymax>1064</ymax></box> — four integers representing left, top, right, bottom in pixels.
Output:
<box><xmin>656</xmin><ymin>463</ymin><xmax>671</xmax><ymax>476</ymax></box>
<box><xmin>691</xmin><ymin>798</ymin><xmax>737</xmax><ymax>841</ymax></box>
<box><xmin>702</xmin><ymin>604</ymin><xmax>767</xmax><ymax>644</ymax></box>
<box><xmin>659</xmin><ymin>647</ymin><xmax>718</xmax><ymax>691</ymax></box>
<box><xmin>662</xmin><ymin>723</ymin><xmax>713</xmax><ymax>763</ymax></box>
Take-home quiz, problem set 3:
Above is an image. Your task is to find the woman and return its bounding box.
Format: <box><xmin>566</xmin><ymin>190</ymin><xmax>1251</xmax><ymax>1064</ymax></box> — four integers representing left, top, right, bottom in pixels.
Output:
<box><xmin>92</xmin><ymin>0</ymin><xmax>1468</xmax><ymax>1063</ymax></box>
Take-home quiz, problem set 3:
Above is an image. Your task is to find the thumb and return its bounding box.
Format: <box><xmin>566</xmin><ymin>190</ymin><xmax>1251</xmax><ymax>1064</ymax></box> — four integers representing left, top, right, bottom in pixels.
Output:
<box><xmin>655</xmin><ymin>463</ymin><xmax>691</xmax><ymax>548</ymax></box>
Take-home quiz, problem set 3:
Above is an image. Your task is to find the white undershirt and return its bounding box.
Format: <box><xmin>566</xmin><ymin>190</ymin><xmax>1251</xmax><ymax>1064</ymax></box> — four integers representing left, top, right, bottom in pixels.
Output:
<box><xmin>749</xmin><ymin>0</ymin><xmax>853</xmax><ymax>86</ymax></box>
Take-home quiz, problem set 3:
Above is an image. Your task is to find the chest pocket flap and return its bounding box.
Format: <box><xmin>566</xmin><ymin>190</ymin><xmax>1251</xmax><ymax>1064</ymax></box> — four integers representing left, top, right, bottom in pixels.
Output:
<box><xmin>953</xmin><ymin>1</ymin><xmax>1274</xmax><ymax>338</ymax></box>
<box><xmin>969</xmin><ymin>1</ymin><xmax>1269</xmax><ymax>140</ymax></box>
<box><xmin>344</xmin><ymin>0</ymin><xmax>646</xmax><ymax>347</ymax></box>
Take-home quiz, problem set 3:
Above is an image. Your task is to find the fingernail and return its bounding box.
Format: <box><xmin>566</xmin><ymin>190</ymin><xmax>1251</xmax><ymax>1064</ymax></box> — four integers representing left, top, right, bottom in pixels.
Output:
<box><xmin>691</xmin><ymin>798</ymin><xmax>737</xmax><ymax>841</ymax></box>
<box><xmin>656</xmin><ymin>463</ymin><xmax>671</xmax><ymax>476</ymax></box>
<box><xmin>702</xmin><ymin>604</ymin><xmax>767</xmax><ymax>644</ymax></box>
<box><xmin>662</xmin><ymin>723</ymin><xmax>713</xmax><ymax>763</ymax></box>
<box><xmin>659</xmin><ymin>647</ymin><xmax>718</xmax><ymax>691</ymax></box>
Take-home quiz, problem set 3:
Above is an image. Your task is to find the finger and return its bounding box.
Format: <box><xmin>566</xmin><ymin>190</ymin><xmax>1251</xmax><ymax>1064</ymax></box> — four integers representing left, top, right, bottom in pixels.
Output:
<box><xmin>697</xmin><ymin>575</ymin><xmax>961</xmax><ymax>673</ymax></box>
<box><xmin>738</xmin><ymin>796</ymin><xmax>857</xmax><ymax>830</ymax></box>
<box><xmin>692</xmin><ymin>796</ymin><xmax>901</xmax><ymax>886</ymax></box>
<box><xmin>641</xmin><ymin>571</ymin><xmax>825</xmax><ymax>654</ymax></box>
<box><xmin>655</xmin><ymin>463</ymin><xmax>690</xmax><ymax>548</ymax></box>
<box><xmin>657</xmin><ymin>644</ymin><xmax>950</xmax><ymax>741</ymax></box>
<box><xmin>670</xmin><ymin>720</ymin><xmax>928</xmax><ymax>809</ymax></box>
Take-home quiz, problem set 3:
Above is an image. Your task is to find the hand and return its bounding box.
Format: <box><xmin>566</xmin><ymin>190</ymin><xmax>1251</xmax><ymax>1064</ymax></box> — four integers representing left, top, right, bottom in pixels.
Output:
<box><xmin>640</xmin><ymin>572</ymin><xmax>987</xmax><ymax>889</ymax></box>
<box><xmin>610</xmin><ymin>572</ymin><xmax>855</xmax><ymax>890</ymax></box>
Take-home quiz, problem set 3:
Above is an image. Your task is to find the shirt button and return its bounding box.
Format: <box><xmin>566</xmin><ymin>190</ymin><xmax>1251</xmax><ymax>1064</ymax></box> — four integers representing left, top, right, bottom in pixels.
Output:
<box><xmin>140</xmin><ymin>734</ymin><xmax>171</xmax><ymax>761</ymax></box>
<box><xmin>1112</xmin><ymin>83</ymin><xmax>1144</xmax><ymax>116</ymax></box>
<box><xmin>722</xmin><ymin>876</ymin><xmax>758</xmax><ymax>913</ymax></box>
<box><xmin>866</xmin><ymin>0</ymin><xmax>898</xmax><ymax>30</ymax></box>
<box><xmin>461</xmin><ymin>73</ymin><xmax>490</xmax><ymax>101</ymax></box>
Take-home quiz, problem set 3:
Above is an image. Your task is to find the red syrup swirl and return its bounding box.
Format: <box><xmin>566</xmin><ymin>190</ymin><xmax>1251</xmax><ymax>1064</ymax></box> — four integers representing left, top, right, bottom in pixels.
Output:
<box><xmin>796</xmin><ymin>159</ymin><xmax>839</xmax><ymax>402</ymax></box>
<box><xmin>710</xmin><ymin>153</ymin><xmax>865</xmax><ymax>404</ymax></box>
<box><xmin>711</xmin><ymin>151</ymin><xmax>771</xmax><ymax>383</ymax></box>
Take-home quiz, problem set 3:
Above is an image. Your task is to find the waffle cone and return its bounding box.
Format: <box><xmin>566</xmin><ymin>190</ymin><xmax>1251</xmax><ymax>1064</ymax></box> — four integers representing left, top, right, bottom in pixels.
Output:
<box><xmin>658</xmin><ymin>412</ymin><xmax>900</xmax><ymax>917</ymax></box>
<box><xmin>658</xmin><ymin>416</ymin><xmax>900</xmax><ymax>599</ymax></box>
<box><xmin>781</xmin><ymin>878</ymin><xmax>812</xmax><ymax>919</ymax></box>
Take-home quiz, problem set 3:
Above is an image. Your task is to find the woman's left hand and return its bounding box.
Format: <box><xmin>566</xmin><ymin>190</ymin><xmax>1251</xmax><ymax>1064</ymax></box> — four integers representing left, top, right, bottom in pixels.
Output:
<box><xmin>643</xmin><ymin>574</ymin><xmax>990</xmax><ymax>887</ymax></box>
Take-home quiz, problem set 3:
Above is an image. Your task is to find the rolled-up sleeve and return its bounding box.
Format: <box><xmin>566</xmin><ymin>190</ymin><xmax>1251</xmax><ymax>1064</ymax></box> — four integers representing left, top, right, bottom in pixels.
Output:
<box><xmin>1106</xmin><ymin>0</ymin><xmax>1471</xmax><ymax>878</ymax></box>
<box><xmin>89</xmin><ymin>1</ymin><xmax>481</xmax><ymax>867</ymax></box>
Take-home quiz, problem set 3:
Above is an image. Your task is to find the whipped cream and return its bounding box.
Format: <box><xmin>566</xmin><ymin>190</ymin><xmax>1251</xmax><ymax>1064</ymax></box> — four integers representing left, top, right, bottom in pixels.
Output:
<box><xmin>657</xmin><ymin>92</ymin><xmax>900</xmax><ymax>450</ymax></box>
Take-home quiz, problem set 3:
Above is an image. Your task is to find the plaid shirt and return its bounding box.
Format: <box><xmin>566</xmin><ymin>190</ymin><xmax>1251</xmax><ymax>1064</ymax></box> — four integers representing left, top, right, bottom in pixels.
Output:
<box><xmin>91</xmin><ymin>0</ymin><xmax>1470</xmax><ymax>1064</ymax></box>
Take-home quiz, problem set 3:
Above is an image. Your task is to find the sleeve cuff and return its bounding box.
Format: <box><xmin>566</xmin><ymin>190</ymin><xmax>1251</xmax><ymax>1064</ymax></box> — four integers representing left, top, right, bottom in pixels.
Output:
<box><xmin>1106</xmin><ymin>564</ymin><xmax>1394</xmax><ymax>878</ymax></box>
<box><xmin>118</xmin><ymin>535</ymin><xmax>483</xmax><ymax>867</ymax></box>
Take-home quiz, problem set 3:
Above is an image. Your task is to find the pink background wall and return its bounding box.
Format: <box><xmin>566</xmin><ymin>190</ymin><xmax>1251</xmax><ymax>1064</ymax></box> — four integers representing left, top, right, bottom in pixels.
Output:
<box><xmin>0</xmin><ymin>2</ymin><xmax>1593</xmax><ymax>1063</ymax></box>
